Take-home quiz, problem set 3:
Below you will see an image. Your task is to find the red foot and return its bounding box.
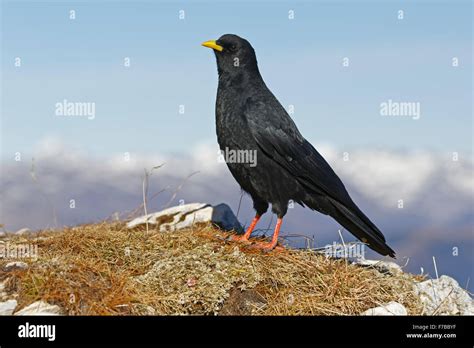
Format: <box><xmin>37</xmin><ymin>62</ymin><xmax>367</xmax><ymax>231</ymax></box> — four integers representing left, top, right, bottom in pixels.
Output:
<box><xmin>247</xmin><ymin>217</ymin><xmax>284</xmax><ymax>253</ymax></box>
<box><xmin>248</xmin><ymin>241</ymin><xmax>285</xmax><ymax>252</ymax></box>
<box><xmin>228</xmin><ymin>215</ymin><xmax>261</xmax><ymax>244</ymax></box>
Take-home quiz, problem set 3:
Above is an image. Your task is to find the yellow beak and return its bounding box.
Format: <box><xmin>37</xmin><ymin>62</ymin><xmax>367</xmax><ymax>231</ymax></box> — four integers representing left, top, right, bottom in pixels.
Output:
<box><xmin>201</xmin><ymin>40</ymin><xmax>223</xmax><ymax>52</ymax></box>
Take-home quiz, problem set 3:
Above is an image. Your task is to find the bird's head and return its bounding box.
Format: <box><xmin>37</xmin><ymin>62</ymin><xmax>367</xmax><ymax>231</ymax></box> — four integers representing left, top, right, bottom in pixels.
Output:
<box><xmin>202</xmin><ymin>34</ymin><xmax>259</xmax><ymax>76</ymax></box>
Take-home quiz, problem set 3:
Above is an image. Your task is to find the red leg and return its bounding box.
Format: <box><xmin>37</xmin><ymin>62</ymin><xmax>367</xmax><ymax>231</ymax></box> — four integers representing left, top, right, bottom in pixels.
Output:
<box><xmin>231</xmin><ymin>215</ymin><xmax>260</xmax><ymax>243</ymax></box>
<box><xmin>249</xmin><ymin>218</ymin><xmax>284</xmax><ymax>252</ymax></box>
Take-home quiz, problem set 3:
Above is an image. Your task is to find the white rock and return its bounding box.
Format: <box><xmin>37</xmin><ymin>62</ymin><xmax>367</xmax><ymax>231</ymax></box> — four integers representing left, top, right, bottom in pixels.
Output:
<box><xmin>0</xmin><ymin>231</ymin><xmax>7</xmax><ymax>238</ymax></box>
<box><xmin>4</xmin><ymin>261</ymin><xmax>28</xmax><ymax>271</ymax></box>
<box><xmin>362</xmin><ymin>301</ymin><xmax>407</xmax><ymax>315</ymax></box>
<box><xmin>355</xmin><ymin>259</ymin><xmax>403</xmax><ymax>275</ymax></box>
<box><xmin>14</xmin><ymin>301</ymin><xmax>62</xmax><ymax>315</ymax></box>
<box><xmin>143</xmin><ymin>305</ymin><xmax>156</xmax><ymax>315</ymax></box>
<box><xmin>0</xmin><ymin>279</ymin><xmax>8</xmax><ymax>299</ymax></box>
<box><xmin>15</xmin><ymin>228</ymin><xmax>31</xmax><ymax>235</ymax></box>
<box><xmin>0</xmin><ymin>299</ymin><xmax>18</xmax><ymax>315</ymax></box>
<box><xmin>127</xmin><ymin>203</ymin><xmax>242</xmax><ymax>232</ymax></box>
<box><xmin>414</xmin><ymin>275</ymin><xmax>474</xmax><ymax>315</ymax></box>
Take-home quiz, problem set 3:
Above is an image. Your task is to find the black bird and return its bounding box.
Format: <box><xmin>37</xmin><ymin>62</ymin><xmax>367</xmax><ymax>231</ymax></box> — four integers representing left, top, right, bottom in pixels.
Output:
<box><xmin>202</xmin><ymin>34</ymin><xmax>395</xmax><ymax>257</ymax></box>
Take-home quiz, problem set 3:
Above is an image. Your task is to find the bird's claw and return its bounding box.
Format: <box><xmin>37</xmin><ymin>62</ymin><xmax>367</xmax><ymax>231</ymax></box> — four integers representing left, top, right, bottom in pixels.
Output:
<box><xmin>228</xmin><ymin>234</ymin><xmax>252</xmax><ymax>245</ymax></box>
<box><xmin>247</xmin><ymin>241</ymin><xmax>284</xmax><ymax>253</ymax></box>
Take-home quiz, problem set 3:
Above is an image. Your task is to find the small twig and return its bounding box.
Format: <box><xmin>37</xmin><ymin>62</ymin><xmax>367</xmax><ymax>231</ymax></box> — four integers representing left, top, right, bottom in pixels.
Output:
<box><xmin>265</xmin><ymin>215</ymin><xmax>274</xmax><ymax>237</ymax></box>
<box><xmin>142</xmin><ymin>169</ymin><xmax>149</xmax><ymax>233</ymax></box>
<box><xmin>338</xmin><ymin>228</ymin><xmax>349</xmax><ymax>257</ymax></box>
<box><xmin>236</xmin><ymin>191</ymin><xmax>244</xmax><ymax>220</ymax></box>
<box><xmin>402</xmin><ymin>257</ymin><xmax>410</xmax><ymax>268</ymax></box>
<box><xmin>127</xmin><ymin>187</ymin><xmax>169</xmax><ymax>219</ymax></box>
<box><xmin>280</xmin><ymin>233</ymin><xmax>314</xmax><ymax>249</ymax></box>
<box><xmin>432</xmin><ymin>256</ymin><xmax>439</xmax><ymax>279</ymax></box>
<box><xmin>464</xmin><ymin>277</ymin><xmax>470</xmax><ymax>293</ymax></box>
<box><xmin>163</xmin><ymin>171</ymin><xmax>199</xmax><ymax>209</ymax></box>
<box><xmin>431</xmin><ymin>287</ymin><xmax>455</xmax><ymax>316</ymax></box>
<box><xmin>142</xmin><ymin>164</ymin><xmax>165</xmax><ymax>233</ymax></box>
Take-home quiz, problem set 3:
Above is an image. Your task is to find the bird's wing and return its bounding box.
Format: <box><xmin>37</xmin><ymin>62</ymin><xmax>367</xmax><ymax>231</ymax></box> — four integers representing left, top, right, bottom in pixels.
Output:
<box><xmin>243</xmin><ymin>95</ymin><xmax>394</xmax><ymax>257</ymax></box>
<box><xmin>244</xmin><ymin>97</ymin><xmax>352</xmax><ymax>207</ymax></box>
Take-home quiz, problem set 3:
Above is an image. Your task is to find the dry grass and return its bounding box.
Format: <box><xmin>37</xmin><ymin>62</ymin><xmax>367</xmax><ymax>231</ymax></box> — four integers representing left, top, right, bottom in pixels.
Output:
<box><xmin>0</xmin><ymin>222</ymin><xmax>424</xmax><ymax>315</ymax></box>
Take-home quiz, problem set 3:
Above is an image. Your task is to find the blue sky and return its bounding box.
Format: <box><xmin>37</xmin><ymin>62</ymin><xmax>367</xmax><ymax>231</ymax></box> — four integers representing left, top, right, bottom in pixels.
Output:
<box><xmin>1</xmin><ymin>0</ymin><xmax>472</xmax><ymax>159</ymax></box>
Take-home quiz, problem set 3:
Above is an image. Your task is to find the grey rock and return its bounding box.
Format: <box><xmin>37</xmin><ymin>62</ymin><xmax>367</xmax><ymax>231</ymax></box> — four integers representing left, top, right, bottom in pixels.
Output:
<box><xmin>414</xmin><ymin>275</ymin><xmax>474</xmax><ymax>315</ymax></box>
<box><xmin>362</xmin><ymin>301</ymin><xmax>407</xmax><ymax>316</ymax></box>
<box><xmin>127</xmin><ymin>203</ymin><xmax>242</xmax><ymax>232</ymax></box>
<box><xmin>14</xmin><ymin>301</ymin><xmax>62</xmax><ymax>315</ymax></box>
<box><xmin>0</xmin><ymin>299</ymin><xmax>18</xmax><ymax>315</ymax></box>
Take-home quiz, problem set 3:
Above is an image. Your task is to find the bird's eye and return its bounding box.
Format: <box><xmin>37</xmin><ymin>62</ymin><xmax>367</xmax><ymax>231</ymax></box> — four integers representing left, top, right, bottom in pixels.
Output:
<box><xmin>229</xmin><ymin>44</ymin><xmax>237</xmax><ymax>52</ymax></box>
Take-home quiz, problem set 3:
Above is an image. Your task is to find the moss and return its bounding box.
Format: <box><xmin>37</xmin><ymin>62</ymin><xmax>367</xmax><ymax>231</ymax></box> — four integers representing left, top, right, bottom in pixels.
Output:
<box><xmin>0</xmin><ymin>222</ymin><xmax>423</xmax><ymax>315</ymax></box>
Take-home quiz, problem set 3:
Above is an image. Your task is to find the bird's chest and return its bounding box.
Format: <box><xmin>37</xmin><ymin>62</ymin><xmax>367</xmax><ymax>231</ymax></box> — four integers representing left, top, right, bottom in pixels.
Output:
<box><xmin>215</xmin><ymin>89</ymin><xmax>254</xmax><ymax>151</ymax></box>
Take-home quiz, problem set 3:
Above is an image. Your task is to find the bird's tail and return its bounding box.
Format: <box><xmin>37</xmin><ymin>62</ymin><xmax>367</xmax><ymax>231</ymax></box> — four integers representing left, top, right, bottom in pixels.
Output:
<box><xmin>328</xmin><ymin>198</ymin><xmax>396</xmax><ymax>258</ymax></box>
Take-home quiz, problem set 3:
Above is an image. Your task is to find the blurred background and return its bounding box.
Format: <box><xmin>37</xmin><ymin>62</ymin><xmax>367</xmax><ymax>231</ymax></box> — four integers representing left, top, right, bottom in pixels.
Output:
<box><xmin>1</xmin><ymin>0</ymin><xmax>472</xmax><ymax>288</ymax></box>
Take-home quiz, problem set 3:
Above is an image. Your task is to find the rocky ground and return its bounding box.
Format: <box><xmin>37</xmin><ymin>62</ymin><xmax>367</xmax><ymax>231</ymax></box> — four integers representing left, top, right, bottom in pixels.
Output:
<box><xmin>0</xmin><ymin>203</ymin><xmax>472</xmax><ymax>316</ymax></box>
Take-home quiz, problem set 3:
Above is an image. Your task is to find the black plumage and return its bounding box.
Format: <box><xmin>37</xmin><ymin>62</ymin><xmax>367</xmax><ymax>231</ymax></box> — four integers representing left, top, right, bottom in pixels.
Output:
<box><xmin>202</xmin><ymin>34</ymin><xmax>395</xmax><ymax>257</ymax></box>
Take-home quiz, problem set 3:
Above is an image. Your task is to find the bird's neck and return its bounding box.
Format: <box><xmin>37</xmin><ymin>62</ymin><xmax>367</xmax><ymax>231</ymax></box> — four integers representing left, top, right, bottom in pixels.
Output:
<box><xmin>218</xmin><ymin>69</ymin><xmax>264</xmax><ymax>91</ymax></box>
